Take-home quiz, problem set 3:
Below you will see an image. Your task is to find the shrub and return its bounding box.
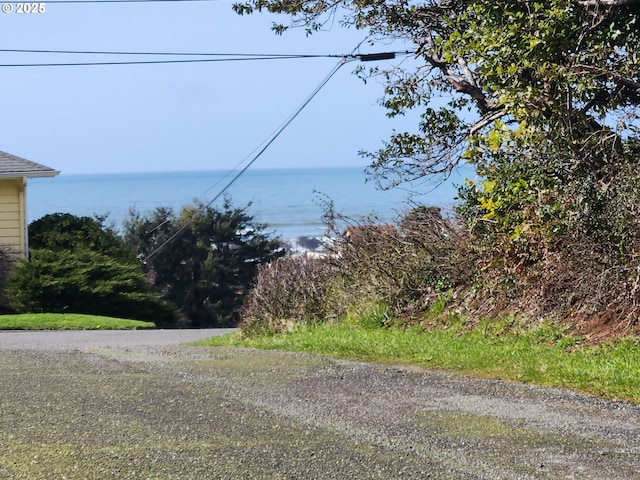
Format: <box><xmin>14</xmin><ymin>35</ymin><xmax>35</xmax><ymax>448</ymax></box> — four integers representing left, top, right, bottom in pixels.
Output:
<box><xmin>239</xmin><ymin>206</ymin><xmax>475</xmax><ymax>335</ymax></box>
<box><xmin>0</xmin><ymin>245</ymin><xmax>16</xmax><ymax>313</ymax></box>
<box><xmin>29</xmin><ymin>213</ymin><xmax>134</xmax><ymax>261</ymax></box>
<box><xmin>455</xmin><ymin>141</ymin><xmax>640</xmax><ymax>338</ymax></box>
<box><xmin>7</xmin><ymin>249</ymin><xmax>177</xmax><ymax>327</ymax></box>
<box><xmin>330</xmin><ymin>206</ymin><xmax>473</xmax><ymax>319</ymax></box>
<box><xmin>240</xmin><ymin>256</ymin><xmax>340</xmax><ymax>335</ymax></box>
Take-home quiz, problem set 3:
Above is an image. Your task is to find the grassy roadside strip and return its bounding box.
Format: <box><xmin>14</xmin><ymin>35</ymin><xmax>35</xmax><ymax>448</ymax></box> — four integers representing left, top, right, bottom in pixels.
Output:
<box><xmin>0</xmin><ymin>313</ymin><xmax>155</xmax><ymax>330</ymax></box>
<box><xmin>195</xmin><ymin>319</ymin><xmax>640</xmax><ymax>404</ymax></box>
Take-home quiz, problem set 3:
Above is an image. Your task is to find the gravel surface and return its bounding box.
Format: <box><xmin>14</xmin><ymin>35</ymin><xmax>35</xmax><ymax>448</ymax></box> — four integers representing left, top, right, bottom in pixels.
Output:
<box><xmin>0</xmin><ymin>330</ymin><xmax>639</xmax><ymax>479</ymax></box>
<box><xmin>0</xmin><ymin>329</ymin><xmax>235</xmax><ymax>351</ymax></box>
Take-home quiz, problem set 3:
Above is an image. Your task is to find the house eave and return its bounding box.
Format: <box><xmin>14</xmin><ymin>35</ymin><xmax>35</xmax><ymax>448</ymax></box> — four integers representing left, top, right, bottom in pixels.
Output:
<box><xmin>0</xmin><ymin>170</ymin><xmax>60</xmax><ymax>179</ymax></box>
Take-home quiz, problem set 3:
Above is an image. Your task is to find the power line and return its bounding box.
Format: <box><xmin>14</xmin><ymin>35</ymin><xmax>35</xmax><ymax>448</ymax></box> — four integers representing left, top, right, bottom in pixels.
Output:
<box><xmin>142</xmin><ymin>54</ymin><xmax>355</xmax><ymax>261</ymax></box>
<box><xmin>0</xmin><ymin>49</ymin><xmax>411</xmax><ymax>68</ymax></box>
<box><xmin>142</xmin><ymin>37</ymin><xmax>377</xmax><ymax>260</ymax></box>
<box><xmin>0</xmin><ymin>56</ymin><xmax>321</xmax><ymax>67</ymax></box>
<box><xmin>0</xmin><ymin>48</ymin><xmax>344</xmax><ymax>58</ymax></box>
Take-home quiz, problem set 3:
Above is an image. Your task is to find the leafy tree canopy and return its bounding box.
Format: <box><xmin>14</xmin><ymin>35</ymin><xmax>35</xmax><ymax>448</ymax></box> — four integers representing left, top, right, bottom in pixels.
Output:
<box><xmin>233</xmin><ymin>0</ymin><xmax>640</xmax><ymax>186</ymax></box>
<box><xmin>13</xmin><ymin>213</ymin><xmax>177</xmax><ymax>326</ymax></box>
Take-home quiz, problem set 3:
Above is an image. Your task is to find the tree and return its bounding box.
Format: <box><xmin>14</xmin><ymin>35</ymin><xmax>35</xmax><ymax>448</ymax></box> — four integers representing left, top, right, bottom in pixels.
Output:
<box><xmin>123</xmin><ymin>199</ymin><xmax>286</xmax><ymax>327</ymax></box>
<box><xmin>233</xmin><ymin>0</ymin><xmax>640</xmax><ymax>332</ymax></box>
<box><xmin>231</xmin><ymin>0</ymin><xmax>640</xmax><ymax>246</ymax></box>
<box><xmin>233</xmin><ymin>0</ymin><xmax>639</xmax><ymax>183</ymax></box>
<box><xmin>0</xmin><ymin>245</ymin><xmax>17</xmax><ymax>313</ymax></box>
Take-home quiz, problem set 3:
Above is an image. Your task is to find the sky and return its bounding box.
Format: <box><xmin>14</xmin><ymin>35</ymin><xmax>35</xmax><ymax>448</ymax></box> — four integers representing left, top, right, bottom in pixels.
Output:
<box><xmin>0</xmin><ymin>0</ymin><xmax>421</xmax><ymax>175</ymax></box>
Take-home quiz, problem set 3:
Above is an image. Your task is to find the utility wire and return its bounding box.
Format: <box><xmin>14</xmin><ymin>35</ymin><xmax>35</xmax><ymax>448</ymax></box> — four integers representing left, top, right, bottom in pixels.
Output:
<box><xmin>143</xmin><ymin>39</ymin><xmax>382</xmax><ymax>260</ymax></box>
<box><xmin>0</xmin><ymin>48</ymin><xmax>345</xmax><ymax>58</ymax></box>
<box><xmin>0</xmin><ymin>56</ymin><xmax>320</xmax><ymax>67</ymax></box>
<box><xmin>0</xmin><ymin>49</ymin><xmax>412</xmax><ymax>68</ymax></box>
<box><xmin>142</xmin><ymin>54</ymin><xmax>356</xmax><ymax>262</ymax></box>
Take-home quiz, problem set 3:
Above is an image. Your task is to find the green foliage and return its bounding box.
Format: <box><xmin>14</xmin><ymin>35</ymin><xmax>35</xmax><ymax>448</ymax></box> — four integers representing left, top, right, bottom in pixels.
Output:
<box><xmin>7</xmin><ymin>213</ymin><xmax>177</xmax><ymax>326</ymax></box>
<box><xmin>234</xmin><ymin>0</ymin><xmax>640</xmax><ymax>182</ymax></box>
<box><xmin>7</xmin><ymin>249</ymin><xmax>177</xmax><ymax>326</ymax></box>
<box><xmin>341</xmin><ymin>303</ymin><xmax>390</xmax><ymax>330</ymax></box>
<box><xmin>0</xmin><ymin>244</ymin><xmax>17</xmax><ymax>313</ymax></box>
<box><xmin>124</xmin><ymin>199</ymin><xmax>285</xmax><ymax>327</ymax></box>
<box><xmin>232</xmin><ymin>0</ymin><xmax>640</xmax><ymax>335</ymax></box>
<box><xmin>29</xmin><ymin>213</ymin><xmax>135</xmax><ymax>261</ymax></box>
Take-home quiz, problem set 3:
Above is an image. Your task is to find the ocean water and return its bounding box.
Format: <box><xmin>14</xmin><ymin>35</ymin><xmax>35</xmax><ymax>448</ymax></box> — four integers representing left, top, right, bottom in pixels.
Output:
<box><xmin>27</xmin><ymin>167</ymin><xmax>465</xmax><ymax>241</ymax></box>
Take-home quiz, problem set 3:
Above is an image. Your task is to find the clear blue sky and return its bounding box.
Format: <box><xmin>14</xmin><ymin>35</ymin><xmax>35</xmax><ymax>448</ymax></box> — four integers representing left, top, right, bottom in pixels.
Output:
<box><xmin>0</xmin><ymin>1</ymin><xmax>419</xmax><ymax>175</ymax></box>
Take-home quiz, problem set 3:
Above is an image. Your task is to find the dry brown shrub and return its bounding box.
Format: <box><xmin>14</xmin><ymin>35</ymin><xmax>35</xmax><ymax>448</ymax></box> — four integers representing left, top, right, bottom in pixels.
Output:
<box><xmin>241</xmin><ymin>188</ymin><xmax>640</xmax><ymax>341</ymax></box>
<box><xmin>524</xmin><ymin>237</ymin><xmax>640</xmax><ymax>341</ymax></box>
<box><xmin>239</xmin><ymin>206</ymin><xmax>477</xmax><ymax>334</ymax></box>
<box><xmin>462</xmin><ymin>228</ymin><xmax>640</xmax><ymax>341</ymax></box>
<box><xmin>329</xmin><ymin>206</ymin><xmax>475</xmax><ymax>319</ymax></box>
<box><xmin>239</xmin><ymin>255</ymin><xmax>341</xmax><ymax>335</ymax></box>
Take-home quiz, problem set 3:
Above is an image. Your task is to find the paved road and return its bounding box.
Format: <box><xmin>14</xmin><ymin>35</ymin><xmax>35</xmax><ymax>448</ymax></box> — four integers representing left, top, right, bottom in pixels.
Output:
<box><xmin>0</xmin><ymin>328</ymin><xmax>235</xmax><ymax>350</ymax></box>
<box><xmin>1</xmin><ymin>330</ymin><xmax>639</xmax><ymax>479</ymax></box>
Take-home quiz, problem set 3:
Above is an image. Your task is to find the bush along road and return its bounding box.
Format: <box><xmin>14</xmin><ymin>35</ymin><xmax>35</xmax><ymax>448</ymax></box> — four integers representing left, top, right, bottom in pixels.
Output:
<box><xmin>0</xmin><ymin>332</ymin><xmax>638</xmax><ymax>479</ymax></box>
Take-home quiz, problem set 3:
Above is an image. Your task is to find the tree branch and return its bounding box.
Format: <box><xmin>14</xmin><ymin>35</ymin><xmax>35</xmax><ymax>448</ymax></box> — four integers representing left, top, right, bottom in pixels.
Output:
<box><xmin>575</xmin><ymin>64</ymin><xmax>640</xmax><ymax>92</ymax></box>
<box><xmin>579</xmin><ymin>0</ymin><xmax>640</xmax><ymax>6</ymax></box>
<box><xmin>446</xmin><ymin>72</ymin><xmax>496</xmax><ymax>114</ymax></box>
<box><xmin>469</xmin><ymin>109</ymin><xmax>507</xmax><ymax>136</ymax></box>
<box><xmin>457</xmin><ymin>57</ymin><xmax>478</xmax><ymax>88</ymax></box>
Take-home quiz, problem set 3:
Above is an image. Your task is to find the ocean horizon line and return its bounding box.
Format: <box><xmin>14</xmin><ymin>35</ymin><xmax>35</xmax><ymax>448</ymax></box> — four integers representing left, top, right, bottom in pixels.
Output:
<box><xmin>51</xmin><ymin>165</ymin><xmax>370</xmax><ymax>178</ymax></box>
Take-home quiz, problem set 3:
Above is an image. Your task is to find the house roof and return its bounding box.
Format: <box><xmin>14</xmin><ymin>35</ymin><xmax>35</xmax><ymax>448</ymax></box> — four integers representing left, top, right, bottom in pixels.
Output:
<box><xmin>0</xmin><ymin>151</ymin><xmax>59</xmax><ymax>179</ymax></box>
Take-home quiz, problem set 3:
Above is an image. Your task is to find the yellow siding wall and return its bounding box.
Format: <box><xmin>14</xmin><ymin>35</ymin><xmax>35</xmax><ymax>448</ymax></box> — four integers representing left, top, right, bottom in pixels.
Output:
<box><xmin>0</xmin><ymin>179</ymin><xmax>25</xmax><ymax>256</ymax></box>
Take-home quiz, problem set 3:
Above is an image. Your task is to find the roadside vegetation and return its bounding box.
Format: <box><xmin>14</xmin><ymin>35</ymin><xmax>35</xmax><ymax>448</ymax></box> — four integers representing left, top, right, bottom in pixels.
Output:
<box><xmin>199</xmin><ymin>316</ymin><xmax>640</xmax><ymax>404</ymax></box>
<box><xmin>0</xmin><ymin>313</ymin><xmax>155</xmax><ymax>330</ymax></box>
<box><xmin>0</xmin><ymin>245</ymin><xmax>16</xmax><ymax>314</ymax></box>
<box><xmin>123</xmin><ymin>198</ymin><xmax>284</xmax><ymax>327</ymax></box>
<box><xmin>230</xmin><ymin>0</ymin><xmax>640</xmax><ymax>341</ymax></box>
<box><xmin>0</xmin><ymin>201</ymin><xmax>284</xmax><ymax>328</ymax></box>
<box><xmin>8</xmin><ymin>213</ymin><xmax>177</xmax><ymax>327</ymax></box>
<box><xmin>193</xmin><ymin>0</ymin><xmax>640</xmax><ymax>405</ymax></box>
<box><xmin>224</xmin><ymin>202</ymin><xmax>640</xmax><ymax>404</ymax></box>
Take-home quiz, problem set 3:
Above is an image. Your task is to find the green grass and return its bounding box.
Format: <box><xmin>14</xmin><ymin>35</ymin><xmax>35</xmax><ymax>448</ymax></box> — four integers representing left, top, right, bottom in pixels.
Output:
<box><xmin>195</xmin><ymin>319</ymin><xmax>640</xmax><ymax>404</ymax></box>
<box><xmin>0</xmin><ymin>313</ymin><xmax>156</xmax><ymax>330</ymax></box>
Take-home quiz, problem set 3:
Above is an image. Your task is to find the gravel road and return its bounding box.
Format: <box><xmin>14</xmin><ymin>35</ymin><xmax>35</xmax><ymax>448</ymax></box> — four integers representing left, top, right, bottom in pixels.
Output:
<box><xmin>1</xmin><ymin>330</ymin><xmax>639</xmax><ymax>479</ymax></box>
<box><xmin>0</xmin><ymin>329</ymin><xmax>235</xmax><ymax>351</ymax></box>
